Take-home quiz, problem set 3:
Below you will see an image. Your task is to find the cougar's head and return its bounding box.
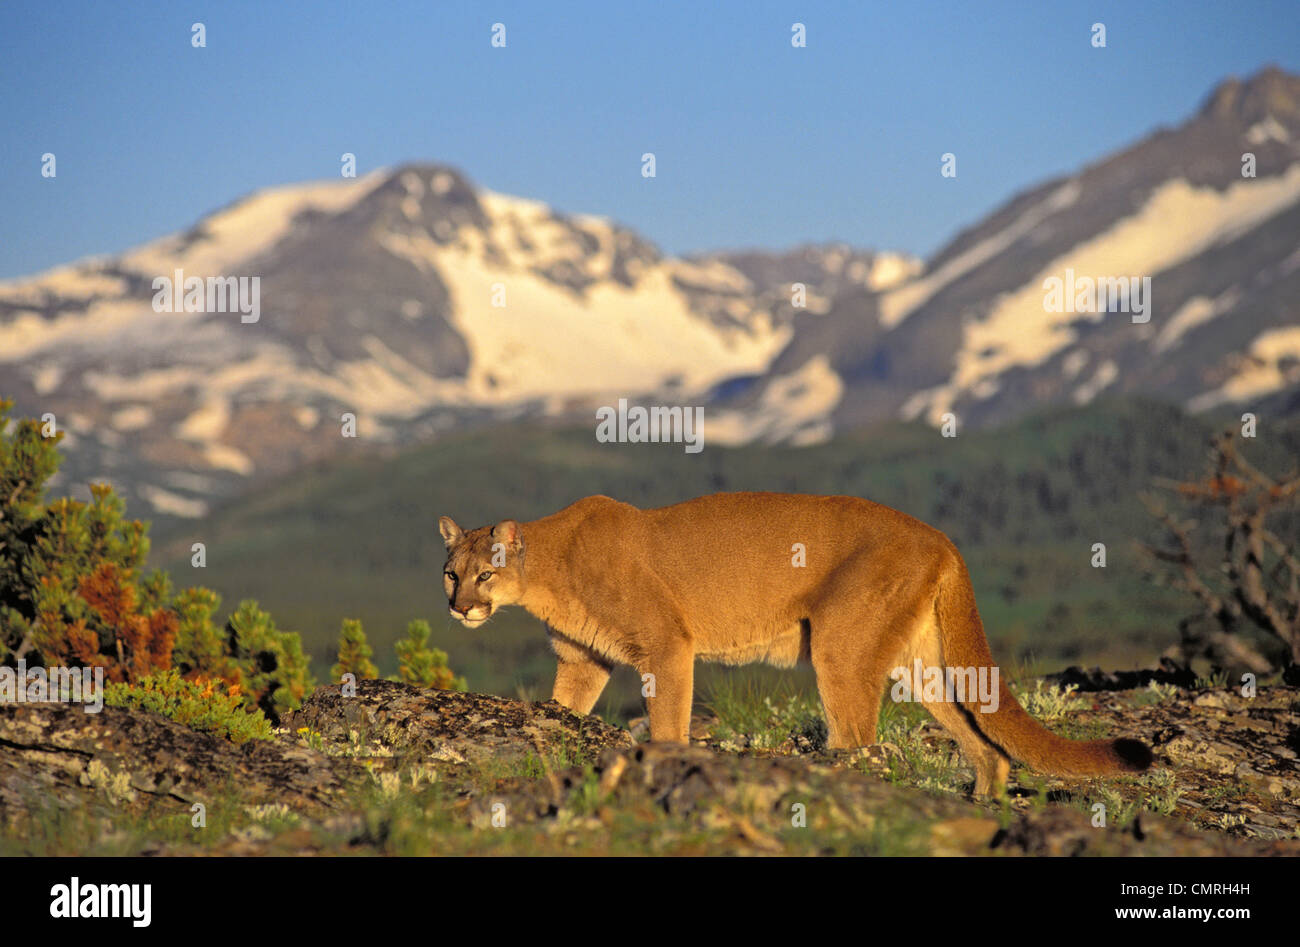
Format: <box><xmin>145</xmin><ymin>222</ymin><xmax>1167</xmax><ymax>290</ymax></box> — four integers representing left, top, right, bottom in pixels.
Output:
<box><xmin>438</xmin><ymin>516</ymin><xmax>525</xmax><ymax>628</ymax></box>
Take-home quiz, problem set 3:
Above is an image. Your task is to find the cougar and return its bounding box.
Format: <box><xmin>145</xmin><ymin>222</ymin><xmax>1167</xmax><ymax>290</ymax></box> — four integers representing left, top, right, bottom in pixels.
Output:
<box><xmin>439</xmin><ymin>492</ymin><xmax>1151</xmax><ymax>794</ymax></box>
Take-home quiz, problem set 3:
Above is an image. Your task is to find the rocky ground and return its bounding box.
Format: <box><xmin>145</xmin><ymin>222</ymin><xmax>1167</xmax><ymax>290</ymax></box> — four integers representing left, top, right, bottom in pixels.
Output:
<box><xmin>0</xmin><ymin>677</ymin><xmax>1296</xmax><ymax>856</ymax></box>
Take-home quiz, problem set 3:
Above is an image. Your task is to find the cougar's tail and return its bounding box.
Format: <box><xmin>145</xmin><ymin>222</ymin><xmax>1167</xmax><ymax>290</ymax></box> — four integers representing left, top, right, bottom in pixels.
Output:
<box><xmin>934</xmin><ymin>559</ymin><xmax>1152</xmax><ymax>777</ymax></box>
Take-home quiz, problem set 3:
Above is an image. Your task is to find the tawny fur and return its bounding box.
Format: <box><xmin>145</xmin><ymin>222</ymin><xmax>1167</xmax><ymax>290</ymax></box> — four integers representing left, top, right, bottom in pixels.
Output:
<box><xmin>439</xmin><ymin>492</ymin><xmax>1152</xmax><ymax>795</ymax></box>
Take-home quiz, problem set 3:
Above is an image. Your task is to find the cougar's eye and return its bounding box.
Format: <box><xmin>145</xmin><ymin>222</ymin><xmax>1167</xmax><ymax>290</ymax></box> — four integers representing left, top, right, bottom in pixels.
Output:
<box><xmin>477</xmin><ymin>571</ymin><xmax>493</xmax><ymax>583</ymax></box>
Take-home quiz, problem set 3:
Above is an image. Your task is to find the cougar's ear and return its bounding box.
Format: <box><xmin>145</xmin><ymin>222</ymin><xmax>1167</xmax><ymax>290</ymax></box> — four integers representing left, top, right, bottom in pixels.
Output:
<box><xmin>491</xmin><ymin>519</ymin><xmax>522</xmax><ymax>548</ymax></box>
<box><xmin>438</xmin><ymin>516</ymin><xmax>464</xmax><ymax>548</ymax></box>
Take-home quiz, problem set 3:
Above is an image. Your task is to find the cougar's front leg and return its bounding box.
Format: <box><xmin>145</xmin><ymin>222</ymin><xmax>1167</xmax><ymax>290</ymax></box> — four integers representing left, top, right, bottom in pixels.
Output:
<box><xmin>549</xmin><ymin>630</ymin><xmax>612</xmax><ymax>715</ymax></box>
<box><xmin>641</xmin><ymin>634</ymin><xmax>694</xmax><ymax>744</ymax></box>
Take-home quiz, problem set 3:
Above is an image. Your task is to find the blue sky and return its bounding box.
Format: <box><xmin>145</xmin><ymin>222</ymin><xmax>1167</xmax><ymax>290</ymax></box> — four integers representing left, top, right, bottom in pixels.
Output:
<box><xmin>1</xmin><ymin>0</ymin><xmax>1297</xmax><ymax>279</ymax></box>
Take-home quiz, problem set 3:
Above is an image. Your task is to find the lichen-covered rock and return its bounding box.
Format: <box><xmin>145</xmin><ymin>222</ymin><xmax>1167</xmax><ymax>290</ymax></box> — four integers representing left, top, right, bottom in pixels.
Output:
<box><xmin>1087</xmin><ymin>686</ymin><xmax>1299</xmax><ymax>833</ymax></box>
<box><xmin>0</xmin><ymin>700</ymin><xmax>361</xmax><ymax>819</ymax></box>
<box><xmin>279</xmin><ymin>679</ymin><xmax>633</xmax><ymax>765</ymax></box>
<box><xmin>2</xmin><ymin>677</ymin><xmax>1296</xmax><ymax>855</ymax></box>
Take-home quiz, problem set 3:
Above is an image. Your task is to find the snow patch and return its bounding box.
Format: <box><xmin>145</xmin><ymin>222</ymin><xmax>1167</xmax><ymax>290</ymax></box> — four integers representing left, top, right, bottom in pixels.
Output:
<box><xmin>0</xmin><ymin>265</ymin><xmax>127</xmax><ymax>303</ymax></box>
<box><xmin>879</xmin><ymin>180</ymin><xmax>1081</xmax><ymax>328</ymax></box>
<box><xmin>1155</xmin><ymin>289</ymin><xmax>1240</xmax><ymax>353</ymax></box>
<box><xmin>707</xmin><ymin>356</ymin><xmax>843</xmax><ymax>446</ymax></box>
<box><xmin>85</xmin><ymin>365</ymin><xmax>196</xmax><ymax>401</ymax></box>
<box><xmin>1072</xmin><ymin>360</ymin><xmax>1119</xmax><ymax>405</ymax></box>
<box><xmin>416</xmin><ymin>223</ymin><xmax>786</xmax><ymax>402</ymax></box>
<box><xmin>31</xmin><ymin>363</ymin><xmax>63</xmax><ymax>395</ymax></box>
<box><xmin>924</xmin><ymin>164</ymin><xmax>1300</xmax><ymax>420</ymax></box>
<box><xmin>866</xmin><ymin>253</ymin><xmax>923</xmax><ymax>291</ymax></box>
<box><xmin>201</xmin><ymin>442</ymin><xmax>254</xmax><ymax>476</ymax></box>
<box><xmin>139</xmin><ymin>485</ymin><xmax>209</xmax><ymax>518</ymax></box>
<box><xmin>1061</xmin><ymin>349</ymin><xmax>1089</xmax><ymax>379</ymax></box>
<box><xmin>1188</xmin><ymin>326</ymin><xmax>1300</xmax><ymax>411</ymax></box>
<box><xmin>118</xmin><ymin>170</ymin><xmax>386</xmax><ymax>278</ymax></box>
<box><xmin>1246</xmin><ymin>116</ymin><xmax>1290</xmax><ymax>145</ymax></box>
<box><xmin>176</xmin><ymin>399</ymin><xmax>230</xmax><ymax>441</ymax></box>
<box><xmin>111</xmin><ymin>406</ymin><xmax>154</xmax><ymax>431</ymax></box>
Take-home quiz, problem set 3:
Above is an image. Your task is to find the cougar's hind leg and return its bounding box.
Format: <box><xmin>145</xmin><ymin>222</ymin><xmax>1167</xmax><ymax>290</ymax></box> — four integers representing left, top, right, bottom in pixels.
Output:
<box><xmin>910</xmin><ymin>617</ymin><xmax>1010</xmax><ymax>796</ymax></box>
<box><xmin>920</xmin><ymin>697</ymin><xmax>1011</xmax><ymax>795</ymax></box>
<box><xmin>808</xmin><ymin>607</ymin><xmax>904</xmax><ymax>750</ymax></box>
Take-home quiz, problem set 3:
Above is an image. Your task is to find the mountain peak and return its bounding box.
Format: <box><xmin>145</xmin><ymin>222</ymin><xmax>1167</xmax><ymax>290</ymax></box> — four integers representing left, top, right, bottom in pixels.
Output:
<box><xmin>1199</xmin><ymin>65</ymin><xmax>1300</xmax><ymax>123</ymax></box>
<box><xmin>385</xmin><ymin>161</ymin><xmax>471</xmax><ymax>184</ymax></box>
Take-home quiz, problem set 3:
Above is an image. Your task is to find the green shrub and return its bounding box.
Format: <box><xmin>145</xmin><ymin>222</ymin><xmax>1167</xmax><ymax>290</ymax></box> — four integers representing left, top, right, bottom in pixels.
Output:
<box><xmin>172</xmin><ymin>586</ymin><xmax>228</xmax><ymax>678</ymax></box>
<box><xmin>104</xmin><ymin>669</ymin><xmax>273</xmax><ymax>744</ymax></box>
<box><xmin>394</xmin><ymin>619</ymin><xmax>465</xmax><ymax>691</ymax></box>
<box><xmin>0</xmin><ymin>400</ymin><xmax>174</xmax><ymax>682</ymax></box>
<box><xmin>0</xmin><ymin>400</ymin><xmax>317</xmax><ymax>716</ymax></box>
<box><xmin>1011</xmin><ymin>680</ymin><xmax>1087</xmax><ymax>724</ymax></box>
<box><xmin>332</xmin><ymin>617</ymin><xmax>378</xmax><ymax>682</ymax></box>
<box><xmin>224</xmin><ymin>600</ymin><xmax>315</xmax><ymax>724</ymax></box>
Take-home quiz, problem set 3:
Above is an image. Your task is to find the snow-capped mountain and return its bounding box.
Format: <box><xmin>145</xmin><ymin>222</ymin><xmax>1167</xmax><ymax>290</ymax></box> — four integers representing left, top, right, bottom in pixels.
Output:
<box><xmin>0</xmin><ymin>164</ymin><xmax>911</xmax><ymax>517</ymax></box>
<box><xmin>2</xmin><ymin>67</ymin><xmax>1297</xmax><ymax>519</ymax></box>
<box><xmin>718</xmin><ymin>66</ymin><xmax>1300</xmax><ymax>441</ymax></box>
